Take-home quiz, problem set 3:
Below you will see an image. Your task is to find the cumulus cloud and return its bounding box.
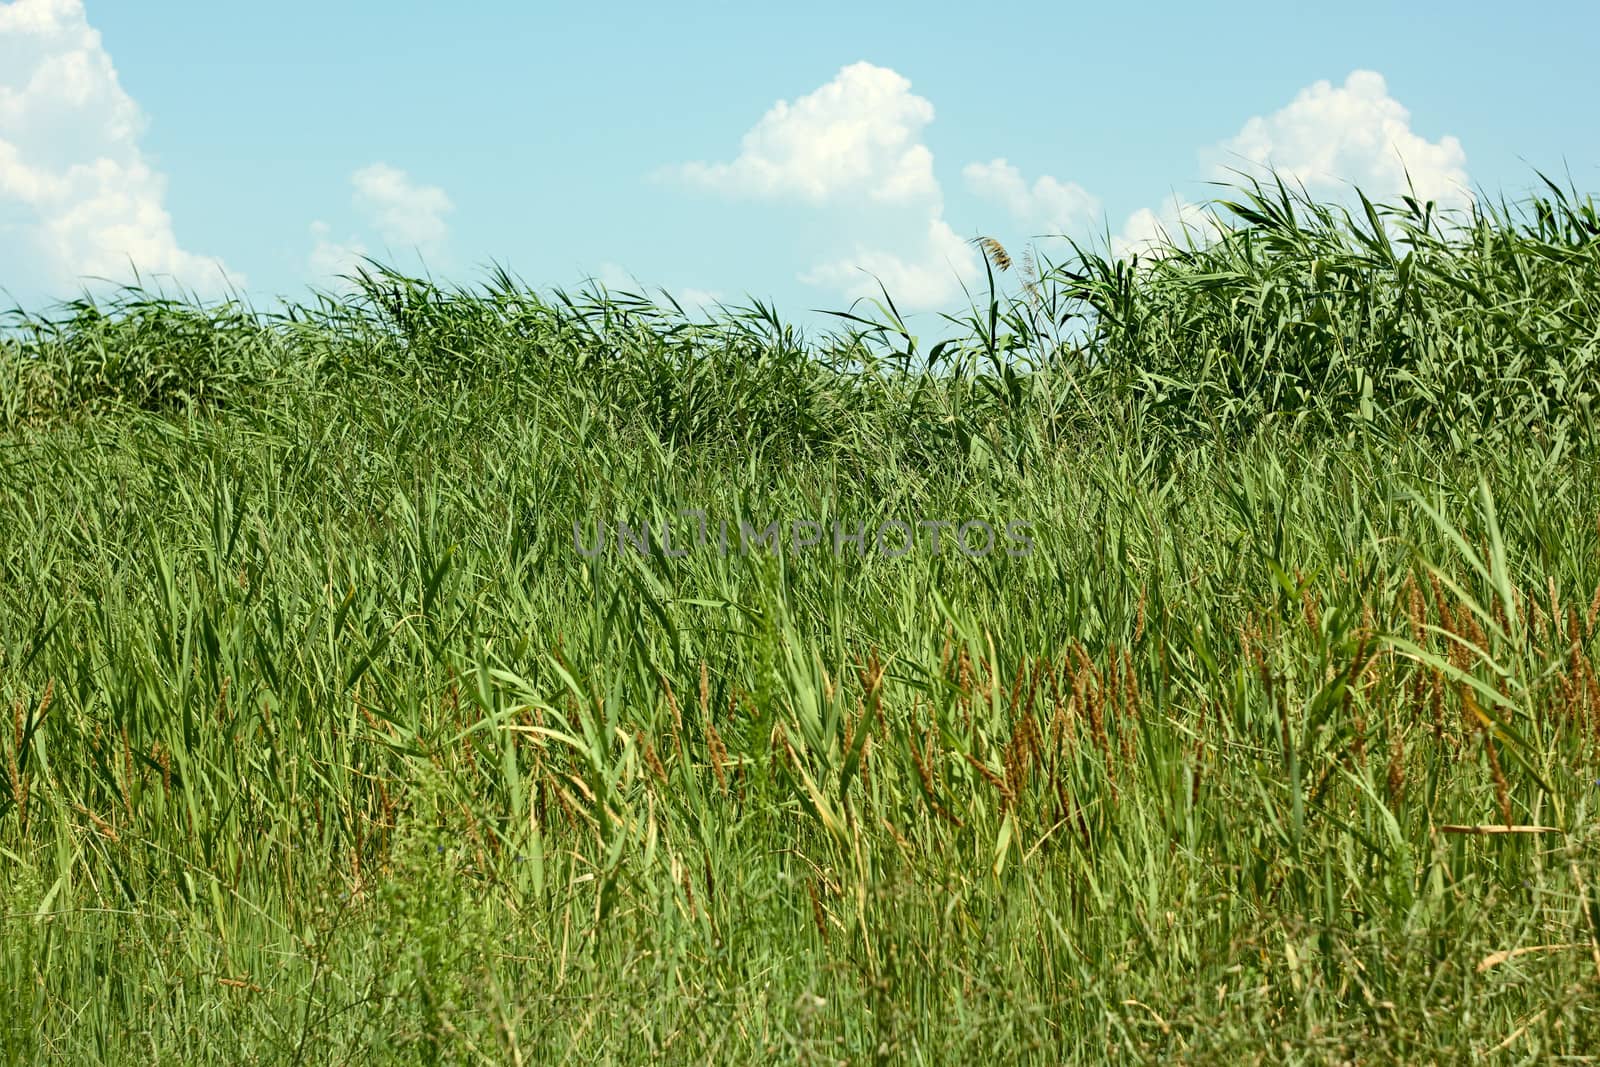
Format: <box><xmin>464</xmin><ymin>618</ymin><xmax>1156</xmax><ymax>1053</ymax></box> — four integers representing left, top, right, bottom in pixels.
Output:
<box><xmin>1213</xmin><ymin>70</ymin><xmax>1470</xmax><ymax>210</ymax></box>
<box><xmin>350</xmin><ymin>162</ymin><xmax>453</xmax><ymax>252</ymax></box>
<box><xmin>584</xmin><ymin>262</ymin><xmax>723</xmax><ymax>312</ymax></box>
<box><xmin>1111</xmin><ymin>194</ymin><xmax>1217</xmax><ymax>260</ymax></box>
<box><xmin>0</xmin><ymin>0</ymin><xmax>236</xmax><ymax>295</ymax></box>
<box><xmin>673</xmin><ymin>62</ymin><xmax>940</xmax><ymax>207</ymax></box>
<box><xmin>1112</xmin><ymin>69</ymin><xmax>1471</xmax><ymax>258</ymax></box>
<box><xmin>589</xmin><ymin>260</ymin><xmax>646</xmax><ymax>293</ymax></box>
<box><xmin>673</xmin><ymin>287</ymin><xmax>723</xmax><ymax>312</ymax></box>
<box><xmin>306</xmin><ymin>220</ymin><xmax>368</xmax><ymax>283</ymax></box>
<box><xmin>801</xmin><ymin>217</ymin><xmax>980</xmax><ymax>309</ymax></box>
<box><xmin>670</xmin><ymin>62</ymin><xmax>978</xmax><ymax>309</ymax></box>
<box><xmin>307</xmin><ymin>163</ymin><xmax>451</xmax><ymax>281</ymax></box>
<box><xmin>963</xmin><ymin>157</ymin><xmax>1099</xmax><ymax>234</ymax></box>
<box><xmin>671</xmin><ymin>63</ymin><xmax>1471</xmax><ymax>297</ymax></box>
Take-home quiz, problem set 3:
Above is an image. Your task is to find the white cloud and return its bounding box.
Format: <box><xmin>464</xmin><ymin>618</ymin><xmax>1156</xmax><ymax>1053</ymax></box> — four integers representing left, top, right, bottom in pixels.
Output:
<box><xmin>674</xmin><ymin>61</ymin><xmax>940</xmax><ymax>207</ymax></box>
<box><xmin>0</xmin><ymin>0</ymin><xmax>237</xmax><ymax>295</ymax></box>
<box><xmin>350</xmin><ymin>162</ymin><xmax>452</xmax><ymax>252</ymax></box>
<box><xmin>673</xmin><ymin>286</ymin><xmax>723</xmax><ymax>311</ymax></box>
<box><xmin>670</xmin><ymin>62</ymin><xmax>978</xmax><ymax>310</ymax></box>
<box><xmin>1214</xmin><ymin>70</ymin><xmax>1470</xmax><ymax>211</ymax></box>
<box><xmin>801</xmin><ymin>217</ymin><xmax>980</xmax><ymax>309</ymax></box>
<box><xmin>306</xmin><ymin>220</ymin><xmax>368</xmax><ymax>283</ymax></box>
<box><xmin>673</xmin><ymin>64</ymin><xmax>1472</xmax><ymax>300</ymax></box>
<box><xmin>963</xmin><ymin>158</ymin><xmax>1099</xmax><ymax>234</ymax></box>
<box><xmin>590</xmin><ymin>260</ymin><xmax>643</xmax><ymax>292</ymax></box>
<box><xmin>584</xmin><ymin>263</ymin><xmax>723</xmax><ymax>312</ymax></box>
<box><xmin>1112</xmin><ymin>194</ymin><xmax>1217</xmax><ymax>260</ymax></box>
<box><xmin>1112</xmin><ymin>69</ymin><xmax>1471</xmax><ymax>258</ymax></box>
<box><xmin>306</xmin><ymin>163</ymin><xmax>450</xmax><ymax>281</ymax></box>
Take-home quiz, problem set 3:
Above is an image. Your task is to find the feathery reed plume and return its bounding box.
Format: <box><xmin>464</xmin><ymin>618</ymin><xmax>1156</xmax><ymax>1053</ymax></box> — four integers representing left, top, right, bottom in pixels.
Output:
<box><xmin>662</xmin><ymin>675</ymin><xmax>685</xmax><ymax>755</ymax></box>
<box><xmin>964</xmin><ymin>750</ymin><xmax>1010</xmax><ymax>805</ymax></box>
<box><xmin>1386</xmin><ymin>730</ymin><xmax>1407</xmax><ymax>806</ymax></box>
<box><xmin>1003</xmin><ymin>712</ymin><xmax>1042</xmax><ymax>808</ymax></box>
<box><xmin>1405</xmin><ymin>576</ymin><xmax>1427</xmax><ymax>644</ymax></box>
<box><xmin>1586</xmin><ymin>657</ymin><xmax>1600</xmax><ymax>762</ymax></box>
<box><xmin>976</xmin><ymin>236</ymin><xmax>1012</xmax><ymax>272</ymax></box>
<box><xmin>705</xmin><ymin>722</ymin><xmax>729</xmax><ymax>794</ymax></box>
<box><xmin>1077</xmin><ymin>644</ymin><xmax>1109</xmax><ymax>764</ymax></box>
<box><xmin>807</xmin><ymin>878</ymin><xmax>828</xmax><ymax>940</ymax></box>
<box><xmin>636</xmin><ymin>730</ymin><xmax>668</xmax><ymax>784</ymax></box>
<box><xmin>1302</xmin><ymin>587</ymin><xmax>1321</xmax><ymax>635</ymax></box>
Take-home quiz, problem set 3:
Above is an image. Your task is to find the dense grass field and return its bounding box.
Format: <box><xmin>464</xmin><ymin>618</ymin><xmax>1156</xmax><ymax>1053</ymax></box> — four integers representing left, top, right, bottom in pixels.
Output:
<box><xmin>4</xmin><ymin>179</ymin><xmax>1600</xmax><ymax>1062</ymax></box>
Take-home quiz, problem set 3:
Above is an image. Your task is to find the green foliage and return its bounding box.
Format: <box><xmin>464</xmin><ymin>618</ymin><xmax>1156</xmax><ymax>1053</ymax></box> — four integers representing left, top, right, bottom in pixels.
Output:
<box><xmin>3</xmin><ymin>177</ymin><xmax>1600</xmax><ymax>1063</ymax></box>
<box><xmin>1060</xmin><ymin>174</ymin><xmax>1600</xmax><ymax>444</ymax></box>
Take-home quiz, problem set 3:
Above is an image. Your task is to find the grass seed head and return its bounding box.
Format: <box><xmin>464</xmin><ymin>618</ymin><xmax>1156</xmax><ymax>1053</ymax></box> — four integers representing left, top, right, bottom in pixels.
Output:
<box><xmin>976</xmin><ymin>236</ymin><xmax>1012</xmax><ymax>272</ymax></box>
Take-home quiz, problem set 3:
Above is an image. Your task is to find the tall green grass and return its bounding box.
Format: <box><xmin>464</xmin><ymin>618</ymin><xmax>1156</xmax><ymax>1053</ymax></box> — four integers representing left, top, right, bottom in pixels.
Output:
<box><xmin>3</xmin><ymin>178</ymin><xmax>1600</xmax><ymax>1063</ymax></box>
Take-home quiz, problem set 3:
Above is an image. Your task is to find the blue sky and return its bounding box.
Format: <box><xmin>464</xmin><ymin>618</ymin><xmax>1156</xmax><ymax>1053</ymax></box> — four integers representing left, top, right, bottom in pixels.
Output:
<box><xmin>3</xmin><ymin>0</ymin><xmax>1598</xmax><ymax>321</ymax></box>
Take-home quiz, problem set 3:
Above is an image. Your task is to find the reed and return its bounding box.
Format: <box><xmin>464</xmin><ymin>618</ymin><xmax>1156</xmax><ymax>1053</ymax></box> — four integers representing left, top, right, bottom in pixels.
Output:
<box><xmin>2</xmin><ymin>175</ymin><xmax>1599</xmax><ymax>1063</ymax></box>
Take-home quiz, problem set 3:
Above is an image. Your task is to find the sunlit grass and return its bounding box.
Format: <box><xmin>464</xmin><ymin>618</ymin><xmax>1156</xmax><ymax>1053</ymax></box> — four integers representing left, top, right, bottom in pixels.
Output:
<box><xmin>2</xmin><ymin>176</ymin><xmax>1600</xmax><ymax>1063</ymax></box>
